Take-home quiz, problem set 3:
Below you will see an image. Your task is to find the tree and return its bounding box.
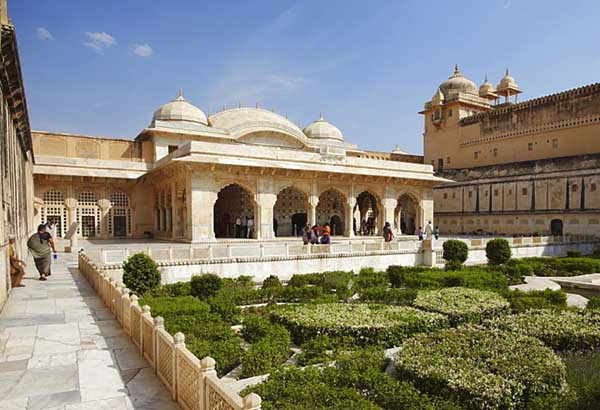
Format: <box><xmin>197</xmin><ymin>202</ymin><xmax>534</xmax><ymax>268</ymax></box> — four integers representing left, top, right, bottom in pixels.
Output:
<box><xmin>486</xmin><ymin>239</ymin><xmax>512</xmax><ymax>265</ymax></box>
<box><xmin>442</xmin><ymin>240</ymin><xmax>469</xmax><ymax>271</ymax></box>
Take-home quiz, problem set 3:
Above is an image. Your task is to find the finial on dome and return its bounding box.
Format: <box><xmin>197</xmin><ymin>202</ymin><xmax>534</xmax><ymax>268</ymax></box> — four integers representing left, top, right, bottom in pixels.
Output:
<box><xmin>319</xmin><ymin>112</ymin><xmax>324</xmax><ymax>121</ymax></box>
<box><xmin>175</xmin><ymin>88</ymin><xmax>185</xmax><ymax>101</ymax></box>
<box><xmin>484</xmin><ymin>75</ymin><xmax>488</xmax><ymax>82</ymax></box>
<box><xmin>454</xmin><ymin>64</ymin><xmax>460</xmax><ymax>73</ymax></box>
<box><xmin>505</xmin><ymin>67</ymin><xmax>509</xmax><ymax>76</ymax></box>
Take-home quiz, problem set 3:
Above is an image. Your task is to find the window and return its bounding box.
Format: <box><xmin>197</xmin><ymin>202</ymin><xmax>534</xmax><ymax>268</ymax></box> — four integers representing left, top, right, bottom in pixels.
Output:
<box><xmin>110</xmin><ymin>191</ymin><xmax>129</xmax><ymax>207</ymax></box>
<box><xmin>43</xmin><ymin>189</ymin><xmax>64</xmax><ymax>205</ymax></box>
<box><xmin>474</xmin><ymin>151</ymin><xmax>479</xmax><ymax>159</ymax></box>
<box><xmin>592</xmin><ymin>183</ymin><xmax>597</xmax><ymax>192</ymax></box>
<box><xmin>446</xmin><ymin>156</ymin><xmax>451</xmax><ymax>164</ymax></box>
<box><xmin>494</xmin><ymin>189</ymin><xmax>499</xmax><ymax>197</ymax></box>
<box><xmin>468</xmin><ymin>191</ymin><xmax>473</xmax><ymax>198</ymax></box>
<box><xmin>522</xmin><ymin>188</ymin><xmax>528</xmax><ymax>196</ymax></box>
<box><xmin>443</xmin><ymin>193</ymin><xmax>448</xmax><ymax>199</ymax></box>
<box><xmin>437</xmin><ymin>158</ymin><xmax>444</xmax><ymax>169</ymax></box>
<box><xmin>168</xmin><ymin>145</ymin><xmax>178</xmax><ymax>154</ymax></box>
<box><xmin>452</xmin><ymin>192</ymin><xmax>456</xmax><ymax>199</ymax></box>
<box><xmin>493</xmin><ymin>148</ymin><xmax>498</xmax><ymax>157</ymax></box>
<box><xmin>552</xmin><ymin>139</ymin><xmax>558</xmax><ymax>148</ymax></box>
<box><xmin>572</xmin><ymin>184</ymin><xmax>578</xmax><ymax>193</ymax></box>
<box><xmin>447</xmin><ymin>109</ymin><xmax>453</xmax><ymax>117</ymax></box>
<box><xmin>485</xmin><ymin>191</ymin><xmax>488</xmax><ymax>197</ymax></box>
<box><xmin>78</xmin><ymin>192</ymin><xmax>97</xmax><ymax>206</ymax></box>
<box><xmin>528</xmin><ymin>143</ymin><xmax>533</xmax><ymax>151</ymax></box>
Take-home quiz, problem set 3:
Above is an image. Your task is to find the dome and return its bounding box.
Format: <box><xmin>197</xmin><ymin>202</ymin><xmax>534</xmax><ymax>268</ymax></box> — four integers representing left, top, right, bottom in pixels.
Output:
<box><xmin>208</xmin><ymin>107</ymin><xmax>303</xmax><ymax>134</ymax></box>
<box><xmin>496</xmin><ymin>68</ymin><xmax>521</xmax><ymax>95</ymax></box>
<box><xmin>438</xmin><ymin>64</ymin><xmax>477</xmax><ymax>97</ymax></box>
<box><xmin>479</xmin><ymin>76</ymin><xmax>497</xmax><ymax>100</ymax></box>
<box><xmin>303</xmin><ymin>115</ymin><xmax>343</xmax><ymax>142</ymax></box>
<box><xmin>152</xmin><ymin>93</ymin><xmax>208</xmax><ymax>125</ymax></box>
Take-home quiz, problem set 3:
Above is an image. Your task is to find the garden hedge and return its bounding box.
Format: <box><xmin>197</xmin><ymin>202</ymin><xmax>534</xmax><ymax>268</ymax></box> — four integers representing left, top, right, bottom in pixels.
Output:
<box><xmin>504</xmin><ymin>289</ymin><xmax>567</xmax><ymax>312</ymax></box>
<box><xmin>240</xmin><ymin>315</ymin><xmax>291</xmax><ymax>378</ymax></box>
<box><xmin>122</xmin><ymin>253</ymin><xmax>161</xmax><ymax>295</ymax></box>
<box><xmin>269</xmin><ymin>303</ymin><xmax>449</xmax><ymax>346</ymax></box>
<box><xmin>486</xmin><ymin>309</ymin><xmax>600</xmax><ymax>352</ymax></box>
<box><xmin>413</xmin><ymin>287</ymin><xmax>510</xmax><ymax>325</ymax></box>
<box><xmin>395</xmin><ymin>326</ymin><xmax>567</xmax><ymax>409</ymax></box>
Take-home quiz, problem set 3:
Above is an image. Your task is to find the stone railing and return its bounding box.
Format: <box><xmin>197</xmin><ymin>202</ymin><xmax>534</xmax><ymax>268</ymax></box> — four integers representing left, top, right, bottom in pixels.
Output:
<box><xmin>85</xmin><ymin>239</ymin><xmax>423</xmax><ymax>267</ymax></box>
<box><xmin>78</xmin><ymin>252</ymin><xmax>262</xmax><ymax>410</ymax></box>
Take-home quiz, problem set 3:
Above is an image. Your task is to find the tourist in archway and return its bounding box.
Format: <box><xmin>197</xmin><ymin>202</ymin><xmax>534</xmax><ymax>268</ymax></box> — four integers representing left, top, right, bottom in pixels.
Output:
<box><xmin>320</xmin><ymin>224</ymin><xmax>331</xmax><ymax>244</ymax></box>
<box><xmin>383</xmin><ymin>222</ymin><xmax>394</xmax><ymax>242</ymax></box>
<box><xmin>235</xmin><ymin>216</ymin><xmax>242</xmax><ymax>238</ymax></box>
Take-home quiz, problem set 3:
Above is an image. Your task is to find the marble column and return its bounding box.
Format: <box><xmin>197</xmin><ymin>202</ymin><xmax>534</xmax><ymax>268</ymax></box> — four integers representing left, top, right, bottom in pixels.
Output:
<box><xmin>382</xmin><ymin>198</ymin><xmax>396</xmax><ymax>234</ymax></box>
<box><xmin>186</xmin><ymin>173</ymin><xmax>216</xmax><ymax>242</ymax></box>
<box><xmin>171</xmin><ymin>183</ymin><xmax>178</xmax><ymax>239</ymax></box>
<box><xmin>344</xmin><ymin>198</ymin><xmax>356</xmax><ymax>237</ymax></box>
<box><xmin>307</xmin><ymin>195</ymin><xmax>318</xmax><ymax>227</ymax></box>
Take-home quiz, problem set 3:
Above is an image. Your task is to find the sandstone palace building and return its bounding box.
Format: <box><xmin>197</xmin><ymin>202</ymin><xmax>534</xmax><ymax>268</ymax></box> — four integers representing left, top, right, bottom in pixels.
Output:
<box><xmin>32</xmin><ymin>96</ymin><xmax>443</xmax><ymax>243</ymax></box>
<box><xmin>423</xmin><ymin>66</ymin><xmax>600</xmax><ymax>237</ymax></box>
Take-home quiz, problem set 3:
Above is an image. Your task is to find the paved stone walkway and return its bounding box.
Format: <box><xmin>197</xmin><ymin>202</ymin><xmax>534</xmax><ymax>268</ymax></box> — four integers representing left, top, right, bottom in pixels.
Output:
<box><xmin>0</xmin><ymin>253</ymin><xmax>180</xmax><ymax>410</ymax></box>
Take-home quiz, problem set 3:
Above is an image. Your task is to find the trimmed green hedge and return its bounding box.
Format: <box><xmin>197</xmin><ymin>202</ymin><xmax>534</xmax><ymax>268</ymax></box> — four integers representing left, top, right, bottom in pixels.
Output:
<box><xmin>413</xmin><ymin>287</ymin><xmax>510</xmax><ymax>325</ymax></box>
<box><xmin>395</xmin><ymin>326</ymin><xmax>567</xmax><ymax>409</ymax></box>
<box><xmin>269</xmin><ymin>303</ymin><xmax>449</xmax><ymax>346</ymax></box>
<box><xmin>240</xmin><ymin>315</ymin><xmax>291</xmax><ymax>378</ymax></box>
<box><xmin>486</xmin><ymin>309</ymin><xmax>600</xmax><ymax>352</ymax></box>
<box><xmin>504</xmin><ymin>289</ymin><xmax>567</xmax><ymax>312</ymax></box>
<box><xmin>138</xmin><ymin>296</ymin><xmax>242</xmax><ymax>375</ymax></box>
<box><xmin>244</xmin><ymin>348</ymin><xmax>462</xmax><ymax>410</ymax></box>
<box><xmin>385</xmin><ymin>266</ymin><xmax>508</xmax><ymax>292</ymax></box>
<box><xmin>358</xmin><ymin>287</ymin><xmax>417</xmax><ymax>305</ymax></box>
<box><xmin>519</xmin><ymin>257</ymin><xmax>600</xmax><ymax>277</ymax></box>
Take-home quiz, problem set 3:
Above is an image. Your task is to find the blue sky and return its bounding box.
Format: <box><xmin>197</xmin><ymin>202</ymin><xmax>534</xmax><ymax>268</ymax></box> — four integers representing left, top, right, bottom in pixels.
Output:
<box><xmin>11</xmin><ymin>0</ymin><xmax>600</xmax><ymax>154</ymax></box>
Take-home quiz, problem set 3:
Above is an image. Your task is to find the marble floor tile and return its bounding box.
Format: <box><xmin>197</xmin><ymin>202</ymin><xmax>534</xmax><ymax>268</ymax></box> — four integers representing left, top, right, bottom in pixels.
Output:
<box><xmin>77</xmin><ymin>350</ymin><xmax>126</xmax><ymax>402</ymax></box>
<box><xmin>7</xmin><ymin>365</ymin><xmax>78</xmax><ymax>399</ymax></box>
<box><xmin>27</xmin><ymin>390</ymin><xmax>81</xmax><ymax>410</ymax></box>
<box><xmin>126</xmin><ymin>368</ymin><xmax>180</xmax><ymax>410</ymax></box>
<box><xmin>64</xmin><ymin>396</ymin><xmax>130</xmax><ymax>410</ymax></box>
<box><xmin>0</xmin><ymin>397</ymin><xmax>28</xmax><ymax>410</ymax></box>
<box><xmin>113</xmin><ymin>347</ymin><xmax>148</xmax><ymax>371</ymax></box>
<box><xmin>34</xmin><ymin>323</ymin><xmax>80</xmax><ymax>356</ymax></box>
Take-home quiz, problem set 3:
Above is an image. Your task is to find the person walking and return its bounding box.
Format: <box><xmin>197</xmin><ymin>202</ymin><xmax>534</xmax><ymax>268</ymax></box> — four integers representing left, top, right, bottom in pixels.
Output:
<box><xmin>383</xmin><ymin>222</ymin><xmax>394</xmax><ymax>242</ymax></box>
<box><xmin>417</xmin><ymin>226</ymin><xmax>424</xmax><ymax>241</ymax></box>
<box><xmin>434</xmin><ymin>226</ymin><xmax>440</xmax><ymax>240</ymax></box>
<box><xmin>425</xmin><ymin>220</ymin><xmax>433</xmax><ymax>240</ymax></box>
<box><xmin>8</xmin><ymin>235</ymin><xmax>27</xmax><ymax>287</ymax></box>
<box><xmin>44</xmin><ymin>219</ymin><xmax>55</xmax><ymax>238</ymax></box>
<box><xmin>27</xmin><ymin>224</ymin><xmax>56</xmax><ymax>281</ymax></box>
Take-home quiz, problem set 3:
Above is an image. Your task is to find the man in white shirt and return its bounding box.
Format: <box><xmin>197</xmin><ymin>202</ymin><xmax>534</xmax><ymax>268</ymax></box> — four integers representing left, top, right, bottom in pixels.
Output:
<box><xmin>235</xmin><ymin>217</ymin><xmax>242</xmax><ymax>238</ymax></box>
<box><xmin>424</xmin><ymin>221</ymin><xmax>433</xmax><ymax>240</ymax></box>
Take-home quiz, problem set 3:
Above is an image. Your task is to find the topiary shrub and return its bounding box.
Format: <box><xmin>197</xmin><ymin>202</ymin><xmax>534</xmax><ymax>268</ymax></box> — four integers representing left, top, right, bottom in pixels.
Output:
<box><xmin>444</xmin><ymin>260</ymin><xmax>463</xmax><ymax>272</ymax></box>
<box><xmin>190</xmin><ymin>273</ymin><xmax>223</xmax><ymax>300</ymax></box>
<box><xmin>262</xmin><ymin>275</ymin><xmax>282</xmax><ymax>289</ymax></box>
<box><xmin>486</xmin><ymin>238</ymin><xmax>512</xmax><ymax>265</ymax></box>
<box><xmin>122</xmin><ymin>253</ymin><xmax>161</xmax><ymax>296</ymax></box>
<box><xmin>442</xmin><ymin>240</ymin><xmax>468</xmax><ymax>264</ymax></box>
<box><xmin>567</xmin><ymin>250</ymin><xmax>582</xmax><ymax>258</ymax></box>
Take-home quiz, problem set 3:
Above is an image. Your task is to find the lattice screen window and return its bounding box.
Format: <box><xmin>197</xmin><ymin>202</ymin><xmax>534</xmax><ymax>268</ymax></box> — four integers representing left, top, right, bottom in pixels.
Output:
<box><xmin>43</xmin><ymin>189</ymin><xmax>64</xmax><ymax>205</ymax></box>
<box><xmin>107</xmin><ymin>209</ymin><xmax>113</xmax><ymax>235</ymax></box>
<box><xmin>78</xmin><ymin>191</ymin><xmax>97</xmax><ymax>205</ymax></box>
<box><xmin>110</xmin><ymin>191</ymin><xmax>129</xmax><ymax>207</ymax></box>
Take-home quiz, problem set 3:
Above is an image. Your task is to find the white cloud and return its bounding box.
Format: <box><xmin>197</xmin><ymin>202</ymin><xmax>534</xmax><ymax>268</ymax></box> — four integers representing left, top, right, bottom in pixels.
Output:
<box><xmin>132</xmin><ymin>43</ymin><xmax>153</xmax><ymax>57</ymax></box>
<box><xmin>36</xmin><ymin>27</ymin><xmax>52</xmax><ymax>40</ymax></box>
<box><xmin>83</xmin><ymin>32</ymin><xmax>116</xmax><ymax>53</ymax></box>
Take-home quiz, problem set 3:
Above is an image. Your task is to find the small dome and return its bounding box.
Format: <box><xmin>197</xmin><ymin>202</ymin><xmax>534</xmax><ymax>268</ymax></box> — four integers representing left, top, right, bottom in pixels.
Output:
<box><xmin>431</xmin><ymin>88</ymin><xmax>445</xmax><ymax>106</ymax></box>
<box><xmin>438</xmin><ymin>64</ymin><xmax>477</xmax><ymax>97</ymax></box>
<box><xmin>303</xmin><ymin>115</ymin><xmax>343</xmax><ymax>142</ymax></box>
<box><xmin>479</xmin><ymin>76</ymin><xmax>497</xmax><ymax>100</ymax></box>
<box><xmin>496</xmin><ymin>68</ymin><xmax>521</xmax><ymax>95</ymax></box>
<box><xmin>152</xmin><ymin>92</ymin><xmax>208</xmax><ymax>125</ymax></box>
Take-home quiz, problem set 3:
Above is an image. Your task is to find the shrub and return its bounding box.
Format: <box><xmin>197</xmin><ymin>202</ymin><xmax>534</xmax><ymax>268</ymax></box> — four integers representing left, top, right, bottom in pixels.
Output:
<box><xmin>261</xmin><ymin>275</ymin><xmax>282</xmax><ymax>289</ymax></box>
<box><xmin>560</xmin><ymin>351</ymin><xmax>600</xmax><ymax>410</ymax></box>
<box><xmin>387</xmin><ymin>265</ymin><xmax>430</xmax><ymax>288</ymax></box>
<box><xmin>442</xmin><ymin>239</ymin><xmax>468</xmax><ymax>264</ymax></box>
<box><xmin>122</xmin><ymin>253</ymin><xmax>161</xmax><ymax>296</ymax></box>
<box><xmin>138</xmin><ymin>295</ymin><xmax>241</xmax><ymax>375</ymax></box>
<box><xmin>207</xmin><ymin>292</ymin><xmax>241</xmax><ymax>324</ymax></box>
<box><xmin>567</xmin><ymin>250</ymin><xmax>582</xmax><ymax>258</ymax></box>
<box><xmin>190</xmin><ymin>273</ymin><xmax>223</xmax><ymax>300</ymax></box>
<box><xmin>245</xmin><ymin>348</ymin><xmax>462</xmax><ymax>410</ymax></box>
<box><xmin>358</xmin><ymin>287</ymin><xmax>417</xmax><ymax>305</ymax></box>
<box><xmin>240</xmin><ymin>315</ymin><xmax>291</xmax><ymax>378</ymax></box>
<box><xmin>521</xmin><ymin>257</ymin><xmax>600</xmax><ymax>277</ymax></box>
<box><xmin>444</xmin><ymin>260</ymin><xmax>463</xmax><ymax>271</ymax></box>
<box><xmin>270</xmin><ymin>303</ymin><xmax>449</xmax><ymax>346</ymax></box>
<box><xmin>486</xmin><ymin>309</ymin><xmax>600</xmax><ymax>351</ymax></box>
<box><xmin>393</xmin><ymin>267</ymin><xmax>508</xmax><ymax>292</ymax></box>
<box><xmin>413</xmin><ymin>287</ymin><xmax>510</xmax><ymax>325</ymax></box>
<box><xmin>354</xmin><ymin>268</ymin><xmax>389</xmax><ymax>290</ymax></box>
<box><xmin>504</xmin><ymin>289</ymin><xmax>567</xmax><ymax>312</ymax></box>
<box><xmin>287</xmin><ymin>272</ymin><xmax>324</xmax><ymax>287</ymax></box>
<box><xmin>395</xmin><ymin>326</ymin><xmax>567</xmax><ymax>409</ymax></box>
<box><xmin>486</xmin><ymin>238</ymin><xmax>512</xmax><ymax>265</ymax></box>
<box><xmin>587</xmin><ymin>296</ymin><xmax>600</xmax><ymax>311</ymax></box>
<box><xmin>498</xmin><ymin>259</ymin><xmax>532</xmax><ymax>284</ymax></box>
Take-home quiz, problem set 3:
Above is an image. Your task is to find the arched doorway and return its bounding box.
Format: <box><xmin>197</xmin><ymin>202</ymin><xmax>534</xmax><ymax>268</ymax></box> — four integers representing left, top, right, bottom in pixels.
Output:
<box><xmin>273</xmin><ymin>186</ymin><xmax>308</xmax><ymax>237</ymax></box>
<box><xmin>354</xmin><ymin>191</ymin><xmax>379</xmax><ymax>236</ymax></box>
<box><xmin>396</xmin><ymin>194</ymin><xmax>418</xmax><ymax>235</ymax></box>
<box><xmin>316</xmin><ymin>188</ymin><xmax>345</xmax><ymax>236</ymax></box>
<box><xmin>550</xmin><ymin>219</ymin><xmax>563</xmax><ymax>236</ymax></box>
<box><xmin>214</xmin><ymin>184</ymin><xmax>256</xmax><ymax>239</ymax></box>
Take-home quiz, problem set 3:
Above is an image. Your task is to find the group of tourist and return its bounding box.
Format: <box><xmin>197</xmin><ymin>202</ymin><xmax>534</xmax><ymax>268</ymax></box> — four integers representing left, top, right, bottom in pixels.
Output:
<box><xmin>301</xmin><ymin>224</ymin><xmax>332</xmax><ymax>245</ymax></box>
<box><xmin>8</xmin><ymin>221</ymin><xmax>58</xmax><ymax>287</ymax></box>
<box><xmin>234</xmin><ymin>216</ymin><xmax>254</xmax><ymax>239</ymax></box>
<box><xmin>416</xmin><ymin>221</ymin><xmax>440</xmax><ymax>241</ymax></box>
